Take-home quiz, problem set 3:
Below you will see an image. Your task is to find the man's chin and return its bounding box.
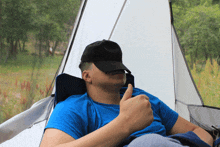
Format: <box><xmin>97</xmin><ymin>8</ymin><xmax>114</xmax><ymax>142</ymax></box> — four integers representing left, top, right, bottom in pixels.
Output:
<box><xmin>113</xmin><ymin>81</ymin><xmax>126</xmax><ymax>89</ymax></box>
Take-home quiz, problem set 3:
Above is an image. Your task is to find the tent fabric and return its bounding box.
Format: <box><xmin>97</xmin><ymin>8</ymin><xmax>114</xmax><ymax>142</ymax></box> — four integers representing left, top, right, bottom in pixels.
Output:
<box><xmin>171</xmin><ymin>25</ymin><xmax>203</xmax><ymax>121</ymax></box>
<box><xmin>171</xmin><ymin>25</ymin><xmax>204</xmax><ymax>106</ymax></box>
<box><xmin>188</xmin><ymin>105</ymin><xmax>220</xmax><ymax>136</ymax></box>
<box><xmin>0</xmin><ymin>120</ymin><xmax>48</xmax><ymax>147</ymax></box>
<box><xmin>63</xmin><ymin>0</ymin><xmax>176</xmax><ymax>110</ymax></box>
<box><xmin>63</xmin><ymin>0</ymin><xmax>127</xmax><ymax>78</ymax></box>
<box><xmin>0</xmin><ymin>96</ymin><xmax>54</xmax><ymax>144</ymax></box>
<box><xmin>0</xmin><ymin>0</ymin><xmax>219</xmax><ymax>146</ymax></box>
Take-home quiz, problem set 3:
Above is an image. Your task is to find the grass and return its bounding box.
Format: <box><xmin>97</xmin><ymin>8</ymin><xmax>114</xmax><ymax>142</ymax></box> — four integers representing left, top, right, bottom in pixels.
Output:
<box><xmin>0</xmin><ymin>52</ymin><xmax>62</xmax><ymax>73</ymax></box>
<box><xmin>0</xmin><ymin>52</ymin><xmax>63</xmax><ymax>124</ymax></box>
<box><xmin>191</xmin><ymin>59</ymin><xmax>220</xmax><ymax>107</ymax></box>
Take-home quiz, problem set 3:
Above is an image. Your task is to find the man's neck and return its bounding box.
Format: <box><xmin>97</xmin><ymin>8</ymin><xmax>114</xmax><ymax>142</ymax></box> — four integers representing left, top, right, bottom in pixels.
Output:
<box><xmin>87</xmin><ymin>85</ymin><xmax>121</xmax><ymax>105</ymax></box>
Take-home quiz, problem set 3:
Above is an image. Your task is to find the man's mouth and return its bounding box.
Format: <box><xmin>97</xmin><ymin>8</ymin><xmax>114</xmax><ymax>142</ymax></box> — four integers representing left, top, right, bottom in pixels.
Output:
<box><xmin>107</xmin><ymin>70</ymin><xmax>125</xmax><ymax>75</ymax></box>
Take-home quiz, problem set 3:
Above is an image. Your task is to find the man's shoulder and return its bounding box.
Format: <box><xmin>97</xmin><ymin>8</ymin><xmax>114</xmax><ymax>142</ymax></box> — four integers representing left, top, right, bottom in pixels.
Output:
<box><xmin>121</xmin><ymin>87</ymin><xmax>157</xmax><ymax>98</ymax></box>
<box><xmin>121</xmin><ymin>87</ymin><xmax>161</xmax><ymax>105</ymax></box>
<box><xmin>55</xmin><ymin>93</ymin><xmax>91</xmax><ymax>110</ymax></box>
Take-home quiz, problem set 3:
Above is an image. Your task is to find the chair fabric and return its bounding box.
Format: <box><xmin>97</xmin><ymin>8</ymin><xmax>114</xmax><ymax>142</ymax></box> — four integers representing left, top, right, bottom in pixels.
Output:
<box><xmin>214</xmin><ymin>137</ymin><xmax>220</xmax><ymax>147</ymax></box>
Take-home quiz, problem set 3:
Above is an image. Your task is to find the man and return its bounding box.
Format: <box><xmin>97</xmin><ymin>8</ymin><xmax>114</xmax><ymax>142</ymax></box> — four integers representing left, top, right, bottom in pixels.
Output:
<box><xmin>40</xmin><ymin>40</ymin><xmax>213</xmax><ymax>147</ymax></box>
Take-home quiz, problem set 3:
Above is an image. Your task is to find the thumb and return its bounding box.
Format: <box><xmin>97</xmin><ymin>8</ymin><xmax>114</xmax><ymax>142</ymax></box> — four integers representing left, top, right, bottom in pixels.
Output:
<box><xmin>121</xmin><ymin>84</ymin><xmax>133</xmax><ymax>102</ymax></box>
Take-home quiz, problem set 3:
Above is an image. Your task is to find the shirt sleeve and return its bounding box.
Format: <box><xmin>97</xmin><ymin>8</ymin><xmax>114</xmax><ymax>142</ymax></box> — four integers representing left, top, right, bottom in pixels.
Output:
<box><xmin>132</xmin><ymin>88</ymin><xmax>179</xmax><ymax>133</ymax></box>
<box><xmin>159</xmin><ymin>100</ymin><xmax>179</xmax><ymax>132</ymax></box>
<box><xmin>45</xmin><ymin>100</ymin><xmax>87</xmax><ymax>139</ymax></box>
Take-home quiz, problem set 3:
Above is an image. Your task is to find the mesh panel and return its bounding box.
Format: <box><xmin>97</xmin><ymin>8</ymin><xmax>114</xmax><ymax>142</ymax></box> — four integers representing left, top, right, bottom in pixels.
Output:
<box><xmin>189</xmin><ymin>105</ymin><xmax>220</xmax><ymax>130</ymax></box>
<box><xmin>188</xmin><ymin>105</ymin><xmax>220</xmax><ymax>139</ymax></box>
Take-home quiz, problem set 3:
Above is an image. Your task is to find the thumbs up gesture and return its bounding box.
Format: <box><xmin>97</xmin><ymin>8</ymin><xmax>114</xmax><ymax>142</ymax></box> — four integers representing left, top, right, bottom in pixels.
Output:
<box><xmin>119</xmin><ymin>84</ymin><xmax>154</xmax><ymax>134</ymax></box>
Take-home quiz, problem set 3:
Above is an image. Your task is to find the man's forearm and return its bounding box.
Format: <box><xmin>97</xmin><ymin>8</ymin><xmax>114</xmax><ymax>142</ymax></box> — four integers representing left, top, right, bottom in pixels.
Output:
<box><xmin>193</xmin><ymin>127</ymin><xmax>213</xmax><ymax>146</ymax></box>
<box><xmin>55</xmin><ymin>116</ymin><xmax>131</xmax><ymax>147</ymax></box>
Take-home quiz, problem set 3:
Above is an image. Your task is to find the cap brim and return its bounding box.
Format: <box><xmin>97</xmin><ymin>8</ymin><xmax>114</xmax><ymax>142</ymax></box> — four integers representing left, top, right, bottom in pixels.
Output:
<box><xmin>94</xmin><ymin>61</ymin><xmax>131</xmax><ymax>74</ymax></box>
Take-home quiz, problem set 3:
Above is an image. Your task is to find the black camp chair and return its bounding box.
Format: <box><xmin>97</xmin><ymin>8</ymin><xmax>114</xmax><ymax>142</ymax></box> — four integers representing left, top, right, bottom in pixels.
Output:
<box><xmin>54</xmin><ymin>73</ymin><xmax>220</xmax><ymax>147</ymax></box>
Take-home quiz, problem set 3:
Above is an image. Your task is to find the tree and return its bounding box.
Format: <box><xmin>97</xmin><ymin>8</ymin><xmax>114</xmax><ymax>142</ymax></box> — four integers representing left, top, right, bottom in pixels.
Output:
<box><xmin>0</xmin><ymin>0</ymin><xmax>81</xmax><ymax>61</ymax></box>
<box><xmin>173</xmin><ymin>1</ymin><xmax>220</xmax><ymax>67</ymax></box>
<box><xmin>0</xmin><ymin>0</ymin><xmax>2</xmax><ymax>60</ymax></box>
<box><xmin>0</xmin><ymin>0</ymin><xmax>33</xmax><ymax>62</ymax></box>
<box><xmin>212</xmin><ymin>0</ymin><xmax>220</xmax><ymax>4</ymax></box>
<box><xmin>32</xmin><ymin>0</ymin><xmax>81</xmax><ymax>57</ymax></box>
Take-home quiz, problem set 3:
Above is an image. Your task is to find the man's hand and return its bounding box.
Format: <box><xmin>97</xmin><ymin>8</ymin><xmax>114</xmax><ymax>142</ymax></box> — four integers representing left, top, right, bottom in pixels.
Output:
<box><xmin>119</xmin><ymin>84</ymin><xmax>154</xmax><ymax>134</ymax></box>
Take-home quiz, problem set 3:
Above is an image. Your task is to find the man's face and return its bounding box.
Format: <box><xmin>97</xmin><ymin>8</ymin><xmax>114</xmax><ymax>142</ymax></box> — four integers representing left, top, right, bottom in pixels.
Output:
<box><xmin>90</xmin><ymin>63</ymin><xmax>126</xmax><ymax>88</ymax></box>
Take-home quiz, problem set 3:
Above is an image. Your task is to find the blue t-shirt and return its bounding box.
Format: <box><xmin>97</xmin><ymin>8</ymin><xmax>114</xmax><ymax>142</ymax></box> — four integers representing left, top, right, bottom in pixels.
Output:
<box><xmin>45</xmin><ymin>87</ymin><xmax>178</xmax><ymax>139</ymax></box>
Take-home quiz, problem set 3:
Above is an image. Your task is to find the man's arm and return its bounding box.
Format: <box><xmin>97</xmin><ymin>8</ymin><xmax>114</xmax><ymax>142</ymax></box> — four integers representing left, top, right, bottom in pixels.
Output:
<box><xmin>40</xmin><ymin>129</ymin><xmax>76</xmax><ymax>147</ymax></box>
<box><xmin>40</xmin><ymin>117</ymin><xmax>131</xmax><ymax>147</ymax></box>
<box><xmin>42</xmin><ymin>114</ymin><xmax>139</xmax><ymax>147</ymax></box>
<box><xmin>40</xmin><ymin>84</ymin><xmax>154</xmax><ymax>147</ymax></box>
<box><xmin>169</xmin><ymin>116</ymin><xmax>213</xmax><ymax>146</ymax></box>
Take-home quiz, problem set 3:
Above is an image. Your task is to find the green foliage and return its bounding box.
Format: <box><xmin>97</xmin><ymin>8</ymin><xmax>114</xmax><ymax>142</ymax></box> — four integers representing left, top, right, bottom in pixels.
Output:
<box><xmin>0</xmin><ymin>52</ymin><xmax>62</xmax><ymax>73</ymax></box>
<box><xmin>32</xmin><ymin>0</ymin><xmax>81</xmax><ymax>57</ymax></box>
<box><xmin>173</xmin><ymin>0</ymin><xmax>220</xmax><ymax>105</ymax></box>
<box><xmin>191</xmin><ymin>59</ymin><xmax>220</xmax><ymax>107</ymax></box>
<box><xmin>0</xmin><ymin>0</ymin><xmax>33</xmax><ymax>60</ymax></box>
<box><xmin>0</xmin><ymin>0</ymin><xmax>81</xmax><ymax>60</ymax></box>
<box><xmin>173</xmin><ymin>0</ymin><xmax>220</xmax><ymax>67</ymax></box>
<box><xmin>0</xmin><ymin>0</ymin><xmax>32</xmax><ymax>39</ymax></box>
<box><xmin>213</xmin><ymin>0</ymin><xmax>220</xmax><ymax>4</ymax></box>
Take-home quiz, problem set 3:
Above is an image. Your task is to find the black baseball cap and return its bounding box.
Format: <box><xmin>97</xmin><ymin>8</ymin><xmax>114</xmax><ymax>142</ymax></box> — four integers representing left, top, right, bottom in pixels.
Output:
<box><xmin>79</xmin><ymin>40</ymin><xmax>131</xmax><ymax>74</ymax></box>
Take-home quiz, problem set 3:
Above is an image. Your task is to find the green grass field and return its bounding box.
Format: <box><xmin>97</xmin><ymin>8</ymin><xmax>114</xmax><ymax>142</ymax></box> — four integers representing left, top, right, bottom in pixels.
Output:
<box><xmin>191</xmin><ymin>59</ymin><xmax>220</xmax><ymax>107</ymax></box>
<box><xmin>0</xmin><ymin>53</ymin><xmax>219</xmax><ymax>124</ymax></box>
<box><xmin>0</xmin><ymin>52</ymin><xmax>63</xmax><ymax>123</ymax></box>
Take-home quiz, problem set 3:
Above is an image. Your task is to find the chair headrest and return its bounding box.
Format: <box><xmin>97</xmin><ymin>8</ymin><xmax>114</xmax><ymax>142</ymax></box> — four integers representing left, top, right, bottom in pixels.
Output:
<box><xmin>54</xmin><ymin>73</ymin><xmax>135</xmax><ymax>106</ymax></box>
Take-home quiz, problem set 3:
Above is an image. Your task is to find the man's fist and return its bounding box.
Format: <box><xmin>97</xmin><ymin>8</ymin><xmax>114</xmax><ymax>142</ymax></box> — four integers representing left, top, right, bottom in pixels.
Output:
<box><xmin>119</xmin><ymin>84</ymin><xmax>154</xmax><ymax>134</ymax></box>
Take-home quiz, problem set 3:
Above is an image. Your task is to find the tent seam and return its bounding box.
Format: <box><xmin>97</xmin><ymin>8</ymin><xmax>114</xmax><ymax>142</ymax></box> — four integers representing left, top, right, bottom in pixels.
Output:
<box><xmin>171</xmin><ymin>24</ymin><xmax>177</xmax><ymax>111</ymax></box>
<box><xmin>172</xmin><ymin>26</ymin><xmax>204</xmax><ymax>106</ymax></box>
<box><xmin>108</xmin><ymin>0</ymin><xmax>127</xmax><ymax>40</ymax></box>
<box><xmin>62</xmin><ymin>0</ymin><xmax>88</xmax><ymax>73</ymax></box>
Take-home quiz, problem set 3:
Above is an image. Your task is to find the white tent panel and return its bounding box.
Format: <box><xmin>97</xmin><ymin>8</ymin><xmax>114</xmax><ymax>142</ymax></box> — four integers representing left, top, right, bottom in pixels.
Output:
<box><xmin>176</xmin><ymin>102</ymin><xmax>190</xmax><ymax>121</ymax></box>
<box><xmin>110</xmin><ymin>0</ymin><xmax>175</xmax><ymax>109</ymax></box>
<box><xmin>171</xmin><ymin>26</ymin><xmax>203</xmax><ymax>106</ymax></box>
<box><xmin>1</xmin><ymin>120</ymin><xmax>46</xmax><ymax>147</ymax></box>
<box><xmin>63</xmin><ymin>0</ymin><xmax>125</xmax><ymax>78</ymax></box>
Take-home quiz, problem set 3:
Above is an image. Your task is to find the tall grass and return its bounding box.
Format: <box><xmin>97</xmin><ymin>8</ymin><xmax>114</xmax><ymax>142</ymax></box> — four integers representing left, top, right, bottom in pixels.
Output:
<box><xmin>0</xmin><ymin>53</ymin><xmax>62</xmax><ymax>124</ymax></box>
<box><xmin>191</xmin><ymin>59</ymin><xmax>220</xmax><ymax>107</ymax></box>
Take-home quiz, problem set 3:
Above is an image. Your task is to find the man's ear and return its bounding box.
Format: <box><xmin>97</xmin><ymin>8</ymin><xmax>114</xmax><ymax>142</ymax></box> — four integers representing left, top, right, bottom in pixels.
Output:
<box><xmin>82</xmin><ymin>70</ymin><xmax>92</xmax><ymax>83</ymax></box>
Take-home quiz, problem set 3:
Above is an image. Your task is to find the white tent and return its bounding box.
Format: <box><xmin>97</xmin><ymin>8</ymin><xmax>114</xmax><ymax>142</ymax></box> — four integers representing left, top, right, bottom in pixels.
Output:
<box><xmin>0</xmin><ymin>0</ymin><xmax>220</xmax><ymax>146</ymax></box>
